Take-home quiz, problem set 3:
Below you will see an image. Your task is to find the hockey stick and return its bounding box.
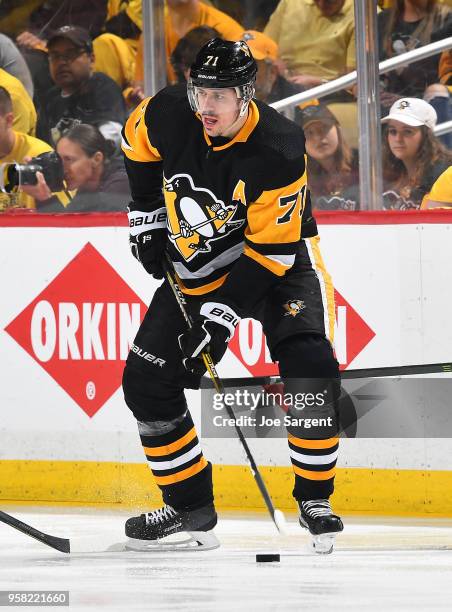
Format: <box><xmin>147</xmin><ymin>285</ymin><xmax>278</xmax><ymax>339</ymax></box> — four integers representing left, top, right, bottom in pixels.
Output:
<box><xmin>0</xmin><ymin>510</ymin><xmax>127</xmax><ymax>554</ymax></box>
<box><xmin>199</xmin><ymin>361</ymin><xmax>452</xmax><ymax>389</ymax></box>
<box><xmin>0</xmin><ymin>510</ymin><xmax>70</xmax><ymax>553</ymax></box>
<box><xmin>162</xmin><ymin>254</ymin><xmax>286</xmax><ymax>534</ymax></box>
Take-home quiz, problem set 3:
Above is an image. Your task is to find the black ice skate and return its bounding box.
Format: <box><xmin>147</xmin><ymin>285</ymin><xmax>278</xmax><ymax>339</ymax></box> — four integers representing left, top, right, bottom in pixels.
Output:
<box><xmin>298</xmin><ymin>499</ymin><xmax>343</xmax><ymax>554</ymax></box>
<box><xmin>125</xmin><ymin>503</ymin><xmax>219</xmax><ymax>551</ymax></box>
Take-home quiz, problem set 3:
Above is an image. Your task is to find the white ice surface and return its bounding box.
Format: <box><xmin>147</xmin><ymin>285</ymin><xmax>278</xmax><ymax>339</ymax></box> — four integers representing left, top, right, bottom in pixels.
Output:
<box><xmin>1</xmin><ymin>507</ymin><xmax>452</xmax><ymax>611</ymax></box>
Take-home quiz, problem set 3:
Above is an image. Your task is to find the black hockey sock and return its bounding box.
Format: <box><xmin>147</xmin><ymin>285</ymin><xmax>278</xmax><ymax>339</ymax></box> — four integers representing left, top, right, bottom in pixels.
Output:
<box><xmin>288</xmin><ymin>434</ymin><xmax>339</xmax><ymax>501</ymax></box>
<box><xmin>139</xmin><ymin>412</ymin><xmax>214</xmax><ymax>511</ymax></box>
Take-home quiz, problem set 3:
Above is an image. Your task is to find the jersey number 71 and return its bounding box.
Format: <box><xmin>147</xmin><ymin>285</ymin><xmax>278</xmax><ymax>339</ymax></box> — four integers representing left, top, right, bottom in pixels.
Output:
<box><xmin>276</xmin><ymin>184</ymin><xmax>307</xmax><ymax>225</ymax></box>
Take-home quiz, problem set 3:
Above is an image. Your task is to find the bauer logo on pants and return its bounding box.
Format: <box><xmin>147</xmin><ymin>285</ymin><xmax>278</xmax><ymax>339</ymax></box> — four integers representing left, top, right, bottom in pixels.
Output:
<box><xmin>4</xmin><ymin>243</ymin><xmax>147</xmax><ymax>417</ymax></box>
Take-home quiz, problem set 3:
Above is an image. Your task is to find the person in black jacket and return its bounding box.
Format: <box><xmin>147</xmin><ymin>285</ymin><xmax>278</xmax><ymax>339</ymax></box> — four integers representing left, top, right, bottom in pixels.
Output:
<box><xmin>36</xmin><ymin>26</ymin><xmax>126</xmax><ymax>147</ymax></box>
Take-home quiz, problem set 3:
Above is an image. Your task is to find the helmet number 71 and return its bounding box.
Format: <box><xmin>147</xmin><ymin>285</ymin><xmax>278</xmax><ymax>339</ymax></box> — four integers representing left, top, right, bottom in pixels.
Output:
<box><xmin>204</xmin><ymin>55</ymin><xmax>219</xmax><ymax>66</ymax></box>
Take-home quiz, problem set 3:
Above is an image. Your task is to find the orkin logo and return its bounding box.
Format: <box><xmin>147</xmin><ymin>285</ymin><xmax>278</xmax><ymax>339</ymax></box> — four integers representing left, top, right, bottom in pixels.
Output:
<box><xmin>5</xmin><ymin>243</ymin><xmax>147</xmax><ymax>417</ymax></box>
<box><xmin>228</xmin><ymin>289</ymin><xmax>376</xmax><ymax>377</ymax></box>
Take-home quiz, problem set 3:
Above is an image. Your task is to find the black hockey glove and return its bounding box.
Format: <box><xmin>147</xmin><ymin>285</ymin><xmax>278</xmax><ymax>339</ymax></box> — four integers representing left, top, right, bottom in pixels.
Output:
<box><xmin>128</xmin><ymin>208</ymin><xmax>167</xmax><ymax>279</ymax></box>
<box><xmin>178</xmin><ymin>301</ymin><xmax>240</xmax><ymax>375</ymax></box>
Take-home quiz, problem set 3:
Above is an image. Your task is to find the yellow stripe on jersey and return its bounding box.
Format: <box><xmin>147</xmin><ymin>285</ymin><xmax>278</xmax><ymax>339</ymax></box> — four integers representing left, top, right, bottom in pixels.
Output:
<box><xmin>306</xmin><ymin>236</ymin><xmax>336</xmax><ymax>344</ymax></box>
<box><xmin>244</xmin><ymin>244</ymin><xmax>290</xmax><ymax>276</ymax></box>
<box><xmin>122</xmin><ymin>97</ymin><xmax>162</xmax><ymax>163</ymax></box>
<box><xmin>176</xmin><ymin>273</ymin><xmax>229</xmax><ymax>295</ymax></box>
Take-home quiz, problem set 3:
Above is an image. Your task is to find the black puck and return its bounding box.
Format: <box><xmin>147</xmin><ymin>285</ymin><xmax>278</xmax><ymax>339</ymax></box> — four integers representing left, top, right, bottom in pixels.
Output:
<box><xmin>255</xmin><ymin>553</ymin><xmax>280</xmax><ymax>562</ymax></box>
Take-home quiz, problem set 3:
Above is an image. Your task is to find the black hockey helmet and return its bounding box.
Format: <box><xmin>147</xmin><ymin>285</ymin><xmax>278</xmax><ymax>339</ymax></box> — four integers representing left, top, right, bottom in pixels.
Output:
<box><xmin>189</xmin><ymin>38</ymin><xmax>257</xmax><ymax>88</ymax></box>
<box><xmin>188</xmin><ymin>38</ymin><xmax>257</xmax><ymax>115</ymax></box>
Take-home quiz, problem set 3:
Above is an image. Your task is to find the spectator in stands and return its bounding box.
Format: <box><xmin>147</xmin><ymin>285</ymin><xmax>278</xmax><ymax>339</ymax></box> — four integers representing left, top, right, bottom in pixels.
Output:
<box><xmin>36</xmin><ymin>26</ymin><xmax>126</xmax><ymax>147</ymax></box>
<box><xmin>240</xmin><ymin>30</ymin><xmax>302</xmax><ymax>105</ymax></box>
<box><xmin>210</xmin><ymin>0</ymin><xmax>281</xmax><ymax>28</ymax></box>
<box><xmin>378</xmin><ymin>0</ymin><xmax>452</xmax><ymax>132</ymax></box>
<box><xmin>0</xmin><ymin>1</ymin><xmax>43</xmax><ymax>40</ymax></box>
<box><xmin>171</xmin><ymin>26</ymin><xmax>221</xmax><ymax>83</ymax></box>
<box><xmin>300</xmin><ymin>103</ymin><xmax>359</xmax><ymax>210</ymax></box>
<box><xmin>22</xmin><ymin>123</ymin><xmax>130</xmax><ymax>212</ymax></box>
<box><xmin>0</xmin><ymin>86</ymin><xmax>70</xmax><ymax>211</ymax></box>
<box><xmin>381</xmin><ymin>97</ymin><xmax>452</xmax><ymax>209</ymax></box>
<box><xmin>264</xmin><ymin>0</ymin><xmax>356</xmax><ymax>99</ymax></box>
<box><xmin>15</xmin><ymin>0</ymin><xmax>107</xmax><ymax>47</ymax></box>
<box><xmin>0</xmin><ymin>68</ymin><xmax>36</xmax><ymax>136</ymax></box>
<box><xmin>93</xmin><ymin>0</ymin><xmax>142</xmax><ymax>91</ymax></box>
<box><xmin>134</xmin><ymin>0</ymin><xmax>244</xmax><ymax>88</ymax></box>
<box><xmin>421</xmin><ymin>166</ymin><xmax>452</xmax><ymax>208</ymax></box>
<box><xmin>0</xmin><ymin>33</ymin><xmax>33</xmax><ymax>96</ymax></box>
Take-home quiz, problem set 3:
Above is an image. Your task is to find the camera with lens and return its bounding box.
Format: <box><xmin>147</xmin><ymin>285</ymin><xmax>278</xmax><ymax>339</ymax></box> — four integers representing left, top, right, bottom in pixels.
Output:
<box><xmin>5</xmin><ymin>151</ymin><xmax>65</xmax><ymax>192</ymax></box>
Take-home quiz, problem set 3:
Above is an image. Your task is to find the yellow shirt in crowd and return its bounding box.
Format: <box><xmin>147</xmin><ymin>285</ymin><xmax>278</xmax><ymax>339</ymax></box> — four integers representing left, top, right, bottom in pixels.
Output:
<box><xmin>0</xmin><ymin>69</ymin><xmax>36</xmax><ymax>136</ymax></box>
<box><xmin>421</xmin><ymin>167</ymin><xmax>452</xmax><ymax>209</ymax></box>
<box><xmin>264</xmin><ymin>0</ymin><xmax>356</xmax><ymax>80</ymax></box>
<box><xmin>107</xmin><ymin>0</ymin><xmax>142</xmax><ymax>30</ymax></box>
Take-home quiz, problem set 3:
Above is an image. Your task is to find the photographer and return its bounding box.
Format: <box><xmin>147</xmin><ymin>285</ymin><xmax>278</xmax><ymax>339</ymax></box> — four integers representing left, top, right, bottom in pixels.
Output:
<box><xmin>22</xmin><ymin>123</ymin><xmax>130</xmax><ymax>212</ymax></box>
<box><xmin>0</xmin><ymin>85</ymin><xmax>70</xmax><ymax>211</ymax></box>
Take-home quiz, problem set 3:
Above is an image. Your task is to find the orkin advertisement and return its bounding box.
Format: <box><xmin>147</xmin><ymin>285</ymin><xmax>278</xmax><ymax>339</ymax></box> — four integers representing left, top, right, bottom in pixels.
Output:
<box><xmin>1</xmin><ymin>211</ymin><xmax>451</xmax><ymax>428</ymax></box>
<box><xmin>5</xmin><ymin>242</ymin><xmax>147</xmax><ymax>417</ymax></box>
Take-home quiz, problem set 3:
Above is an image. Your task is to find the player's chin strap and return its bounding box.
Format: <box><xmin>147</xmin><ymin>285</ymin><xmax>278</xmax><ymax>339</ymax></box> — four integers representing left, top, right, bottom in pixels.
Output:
<box><xmin>162</xmin><ymin>253</ymin><xmax>286</xmax><ymax>535</ymax></box>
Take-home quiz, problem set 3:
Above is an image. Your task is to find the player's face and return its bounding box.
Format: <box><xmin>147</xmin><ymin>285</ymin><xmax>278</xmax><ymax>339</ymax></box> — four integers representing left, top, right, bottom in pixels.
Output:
<box><xmin>48</xmin><ymin>39</ymin><xmax>93</xmax><ymax>92</ymax></box>
<box><xmin>304</xmin><ymin>121</ymin><xmax>339</xmax><ymax>161</ymax></box>
<box><xmin>313</xmin><ymin>0</ymin><xmax>346</xmax><ymax>17</ymax></box>
<box><xmin>387</xmin><ymin>120</ymin><xmax>423</xmax><ymax>163</ymax></box>
<box><xmin>56</xmin><ymin>137</ymin><xmax>102</xmax><ymax>190</ymax></box>
<box><xmin>195</xmin><ymin>87</ymin><xmax>245</xmax><ymax>138</ymax></box>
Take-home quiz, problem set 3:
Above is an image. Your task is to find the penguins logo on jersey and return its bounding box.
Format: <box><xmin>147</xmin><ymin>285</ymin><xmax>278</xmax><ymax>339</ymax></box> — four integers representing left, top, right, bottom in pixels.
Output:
<box><xmin>283</xmin><ymin>299</ymin><xmax>305</xmax><ymax>317</ymax></box>
<box><xmin>164</xmin><ymin>173</ymin><xmax>244</xmax><ymax>261</ymax></box>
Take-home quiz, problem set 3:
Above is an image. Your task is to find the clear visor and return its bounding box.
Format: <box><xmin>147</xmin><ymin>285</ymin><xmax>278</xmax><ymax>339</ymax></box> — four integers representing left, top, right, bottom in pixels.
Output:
<box><xmin>187</xmin><ymin>79</ymin><xmax>254</xmax><ymax>118</ymax></box>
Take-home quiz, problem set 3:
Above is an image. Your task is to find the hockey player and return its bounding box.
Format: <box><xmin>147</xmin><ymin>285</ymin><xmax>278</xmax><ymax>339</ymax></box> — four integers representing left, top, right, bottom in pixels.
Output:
<box><xmin>121</xmin><ymin>38</ymin><xmax>344</xmax><ymax>553</ymax></box>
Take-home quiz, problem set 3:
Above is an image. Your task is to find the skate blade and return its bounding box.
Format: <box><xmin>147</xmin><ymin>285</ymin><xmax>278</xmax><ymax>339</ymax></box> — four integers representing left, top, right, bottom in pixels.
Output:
<box><xmin>125</xmin><ymin>529</ymin><xmax>220</xmax><ymax>552</ymax></box>
<box><xmin>310</xmin><ymin>533</ymin><xmax>336</xmax><ymax>555</ymax></box>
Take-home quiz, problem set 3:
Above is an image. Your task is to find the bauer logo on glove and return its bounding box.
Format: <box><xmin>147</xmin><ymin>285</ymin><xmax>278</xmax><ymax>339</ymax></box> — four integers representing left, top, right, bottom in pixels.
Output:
<box><xmin>178</xmin><ymin>301</ymin><xmax>240</xmax><ymax>375</ymax></box>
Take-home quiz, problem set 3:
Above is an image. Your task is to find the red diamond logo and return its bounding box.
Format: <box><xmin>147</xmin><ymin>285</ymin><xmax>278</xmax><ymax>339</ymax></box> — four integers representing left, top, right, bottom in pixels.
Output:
<box><xmin>5</xmin><ymin>243</ymin><xmax>147</xmax><ymax>417</ymax></box>
<box><xmin>228</xmin><ymin>289</ymin><xmax>376</xmax><ymax>377</ymax></box>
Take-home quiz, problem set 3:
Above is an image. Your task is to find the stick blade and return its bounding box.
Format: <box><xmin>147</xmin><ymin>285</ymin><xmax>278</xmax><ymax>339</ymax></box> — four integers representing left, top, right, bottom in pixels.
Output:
<box><xmin>273</xmin><ymin>509</ymin><xmax>287</xmax><ymax>535</ymax></box>
<box><xmin>0</xmin><ymin>510</ymin><xmax>70</xmax><ymax>553</ymax></box>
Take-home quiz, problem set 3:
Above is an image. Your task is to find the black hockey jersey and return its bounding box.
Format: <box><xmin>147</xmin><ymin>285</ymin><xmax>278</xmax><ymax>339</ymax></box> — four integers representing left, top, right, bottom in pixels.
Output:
<box><xmin>122</xmin><ymin>84</ymin><xmax>317</xmax><ymax>309</ymax></box>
